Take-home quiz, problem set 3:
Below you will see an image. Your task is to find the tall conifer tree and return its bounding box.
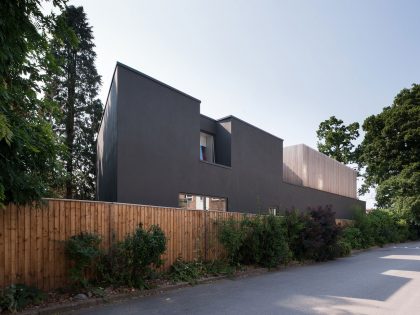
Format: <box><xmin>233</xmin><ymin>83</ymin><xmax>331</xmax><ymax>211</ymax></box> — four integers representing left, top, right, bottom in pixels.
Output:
<box><xmin>47</xmin><ymin>5</ymin><xmax>103</xmax><ymax>199</ymax></box>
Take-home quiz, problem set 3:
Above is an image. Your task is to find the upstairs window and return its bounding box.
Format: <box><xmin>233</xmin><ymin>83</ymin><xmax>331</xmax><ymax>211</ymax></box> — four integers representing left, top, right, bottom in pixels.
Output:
<box><xmin>200</xmin><ymin>132</ymin><xmax>215</xmax><ymax>163</ymax></box>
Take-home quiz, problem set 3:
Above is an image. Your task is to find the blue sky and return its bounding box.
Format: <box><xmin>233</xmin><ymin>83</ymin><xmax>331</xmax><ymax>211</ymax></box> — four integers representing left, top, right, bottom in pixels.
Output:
<box><xmin>68</xmin><ymin>0</ymin><xmax>420</xmax><ymax>206</ymax></box>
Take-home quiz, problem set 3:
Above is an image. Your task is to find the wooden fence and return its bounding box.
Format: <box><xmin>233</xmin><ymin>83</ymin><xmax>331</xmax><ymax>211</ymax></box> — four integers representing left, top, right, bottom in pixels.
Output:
<box><xmin>0</xmin><ymin>199</ymin><xmax>250</xmax><ymax>291</ymax></box>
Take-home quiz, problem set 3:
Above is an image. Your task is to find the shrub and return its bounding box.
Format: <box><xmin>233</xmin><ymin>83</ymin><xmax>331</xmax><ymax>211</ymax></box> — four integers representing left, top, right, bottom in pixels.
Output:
<box><xmin>0</xmin><ymin>284</ymin><xmax>45</xmax><ymax>312</ymax></box>
<box><xmin>368</xmin><ymin>210</ymin><xmax>400</xmax><ymax>245</ymax></box>
<box><xmin>341</xmin><ymin>227</ymin><xmax>363</xmax><ymax>249</ymax></box>
<box><xmin>241</xmin><ymin>215</ymin><xmax>290</xmax><ymax>268</ymax></box>
<box><xmin>351</xmin><ymin>208</ymin><xmax>413</xmax><ymax>249</ymax></box>
<box><xmin>169</xmin><ymin>259</ymin><xmax>234</xmax><ymax>284</ymax></box>
<box><xmin>335</xmin><ymin>240</ymin><xmax>352</xmax><ymax>257</ymax></box>
<box><xmin>202</xmin><ymin>260</ymin><xmax>234</xmax><ymax>276</ymax></box>
<box><xmin>352</xmin><ymin>209</ymin><xmax>375</xmax><ymax>248</ymax></box>
<box><xmin>99</xmin><ymin>224</ymin><xmax>167</xmax><ymax>289</ymax></box>
<box><xmin>219</xmin><ymin>215</ymin><xmax>290</xmax><ymax>268</ymax></box>
<box><xmin>283</xmin><ymin>209</ymin><xmax>309</xmax><ymax>260</ymax></box>
<box><xmin>303</xmin><ymin>206</ymin><xmax>342</xmax><ymax>261</ymax></box>
<box><xmin>169</xmin><ymin>258</ymin><xmax>205</xmax><ymax>284</ymax></box>
<box><xmin>218</xmin><ymin>218</ymin><xmax>248</xmax><ymax>265</ymax></box>
<box><xmin>65</xmin><ymin>232</ymin><xmax>102</xmax><ymax>287</ymax></box>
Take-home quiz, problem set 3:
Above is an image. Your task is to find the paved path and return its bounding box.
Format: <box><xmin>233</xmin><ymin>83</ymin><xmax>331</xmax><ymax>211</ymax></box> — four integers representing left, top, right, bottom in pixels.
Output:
<box><xmin>74</xmin><ymin>242</ymin><xmax>420</xmax><ymax>315</ymax></box>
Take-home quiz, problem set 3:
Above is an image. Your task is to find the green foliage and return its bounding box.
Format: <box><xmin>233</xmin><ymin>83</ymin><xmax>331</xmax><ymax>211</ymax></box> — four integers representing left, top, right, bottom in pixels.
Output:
<box><xmin>341</xmin><ymin>227</ymin><xmax>363</xmax><ymax>249</ymax></box>
<box><xmin>335</xmin><ymin>240</ymin><xmax>352</xmax><ymax>257</ymax></box>
<box><xmin>283</xmin><ymin>209</ymin><xmax>308</xmax><ymax>260</ymax></box>
<box><xmin>0</xmin><ymin>284</ymin><xmax>45</xmax><ymax>312</ymax></box>
<box><xmin>169</xmin><ymin>259</ymin><xmax>205</xmax><ymax>284</ymax></box>
<box><xmin>99</xmin><ymin>225</ymin><xmax>167</xmax><ymax>289</ymax></box>
<box><xmin>358</xmin><ymin>84</ymin><xmax>420</xmax><ymax>216</ymax></box>
<box><xmin>65</xmin><ymin>232</ymin><xmax>102</xmax><ymax>287</ymax></box>
<box><xmin>219</xmin><ymin>215</ymin><xmax>290</xmax><ymax>268</ymax></box>
<box><xmin>316</xmin><ymin>116</ymin><xmax>360</xmax><ymax>164</ymax></box>
<box><xmin>218</xmin><ymin>218</ymin><xmax>247</xmax><ymax>265</ymax></box>
<box><xmin>241</xmin><ymin>215</ymin><xmax>290</xmax><ymax>268</ymax></box>
<box><xmin>0</xmin><ymin>0</ymin><xmax>68</xmax><ymax>206</ymax></box>
<box><xmin>46</xmin><ymin>5</ymin><xmax>103</xmax><ymax>200</ymax></box>
<box><xmin>169</xmin><ymin>259</ymin><xmax>234</xmax><ymax>284</ymax></box>
<box><xmin>202</xmin><ymin>260</ymin><xmax>234</xmax><ymax>276</ymax></box>
<box><xmin>345</xmin><ymin>208</ymin><xmax>415</xmax><ymax>250</ymax></box>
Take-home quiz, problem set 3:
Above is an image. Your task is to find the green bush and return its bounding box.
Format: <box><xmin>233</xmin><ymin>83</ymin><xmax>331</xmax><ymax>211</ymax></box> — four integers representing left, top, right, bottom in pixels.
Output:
<box><xmin>219</xmin><ymin>215</ymin><xmax>290</xmax><ymax>268</ymax></box>
<box><xmin>353</xmin><ymin>209</ymin><xmax>412</xmax><ymax>248</ymax></box>
<box><xmin>335</xmin><ymin>240</ymin><xmax>352</xmax><ymax>257</ymax></box>
<box><xmin>169</xmin><ymin>259</ymin><xmax>234</xmax><ymax>284</ymax></box>
<box><xmin>65</xmin><ymin>232</ymin><xmax>102</xmax><ymax>287</ymax></box>
<box><xmin>202</xmin><ymin>260</ymin><xmax>234</xmax><ymax>276</ymax></box>
<box><xmin>218</xmin><ymin>218</ymin><xmax>247</xmax><ymax>265</ymax></box>
<box><xmin>341</xmin><ymin>227</ymin><xmax>363</xmax><ymax>249</ymax></box>
<box><xmin>99</xmin><ymin>224</ymin><xmax>167</xmax><ymax>289</ymax></box>
<box><xmin>241</xmin><ymin>215</ymin><xmax>290</xmax><ymax>268</ymax></box>
<box><xmin>283</xmin><ymin>209</ymin><xmax>309</xmax><ymax>260</ymax></box>
<box><xmin>169</xmin><ymin>258</ymin><xmax>205</xmax><ymax>284</ymax></box>
<box><xmin>0</xmin><ymin>284</ymin><xmax>45</xmax><ymax>312</ymax></box>
<box><xmin>347</xmin><ymin>208</ymin><xmax>414</xmax><ymax>250</ymax></box>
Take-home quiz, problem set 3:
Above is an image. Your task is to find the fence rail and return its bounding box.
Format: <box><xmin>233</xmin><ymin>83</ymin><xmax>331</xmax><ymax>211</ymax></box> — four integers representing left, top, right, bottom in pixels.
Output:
<box><xmin>0</xmin><ymin>199</ymin><xmax>251</xmax><ymax>290</ymax></box>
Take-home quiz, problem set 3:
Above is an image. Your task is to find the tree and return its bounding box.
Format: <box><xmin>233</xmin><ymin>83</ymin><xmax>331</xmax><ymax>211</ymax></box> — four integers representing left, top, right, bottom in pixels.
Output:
<box><xmin>0</xmin><ymin>0</ymin><xmax>67</xmax><ymax>206</ymax></box>
<box><xmin>358</xmin><ymin>84</ymin><xmax>420</xmax><ymax>216</ymax></box>
<box><xmin>46</xmin><ymin>5</ymin><xmax>103</xmax><ymax>200</ymax></box>
<box><xmin>316</xmin><ymin>116</ymin><xmax>360</xmax><ymax>164</ymax></box>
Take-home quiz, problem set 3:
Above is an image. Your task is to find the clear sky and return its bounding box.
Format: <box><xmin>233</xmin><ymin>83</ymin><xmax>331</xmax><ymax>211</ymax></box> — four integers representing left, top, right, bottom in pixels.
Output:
<box><xmin>68</xmin><ymin>0</ymin><xmax>420</xmax><ymax>207</ymax></box>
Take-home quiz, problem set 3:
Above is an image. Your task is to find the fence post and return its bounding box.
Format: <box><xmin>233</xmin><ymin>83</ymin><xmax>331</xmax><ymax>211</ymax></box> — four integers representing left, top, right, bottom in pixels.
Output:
<box><xmin>108</xmin><ymin>203</ymin><xmax>115</xmax><ymax>251</ymax></box>
<box><xmin>204</xmin><ymin>211</ymin><xmax>208</xmax><ymax>261</ymax></box>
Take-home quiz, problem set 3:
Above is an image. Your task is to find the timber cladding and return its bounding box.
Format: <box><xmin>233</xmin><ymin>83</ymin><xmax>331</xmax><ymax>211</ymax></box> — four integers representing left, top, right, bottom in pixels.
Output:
<box><xmin>283</xmin><ymin>144</ymin><xmax>357</xmax><ymax>199</ymax></box>
<box><xmin>0</xmin><ymin>199</ymin><xmax>249</xmax><ymax>290</ymax></box>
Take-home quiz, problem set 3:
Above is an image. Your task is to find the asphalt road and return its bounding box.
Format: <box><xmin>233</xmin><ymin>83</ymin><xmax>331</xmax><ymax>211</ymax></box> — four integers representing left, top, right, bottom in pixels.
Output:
<box><xmin>74</xmin><ymin>242</ymin><xmax>420</xmax><ymax>315</ymax></box>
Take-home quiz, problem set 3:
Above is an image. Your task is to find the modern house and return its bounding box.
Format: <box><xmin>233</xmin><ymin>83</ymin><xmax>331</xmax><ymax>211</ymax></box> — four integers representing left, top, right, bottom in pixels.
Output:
<box><xmin>97</xmin><ymin>62</ymin><xmax>365</xmax><ymax>219</ymax></box>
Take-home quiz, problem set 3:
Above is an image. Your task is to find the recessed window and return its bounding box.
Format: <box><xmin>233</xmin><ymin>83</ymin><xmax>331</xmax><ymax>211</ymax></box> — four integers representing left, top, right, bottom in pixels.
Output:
<box><xmin>179</xmin><ymin>193</ymin><xmax>227</xmax><ymax>211</ymax></box>
<box><xmin>268</xmin><ymin>206</ymin><xmax>278</xmax><ymax>216</ymax></box>
<box><xmin>200</xmin><ymin>132</ymin><xmax>215</xmax><ymax>163</ymax></box>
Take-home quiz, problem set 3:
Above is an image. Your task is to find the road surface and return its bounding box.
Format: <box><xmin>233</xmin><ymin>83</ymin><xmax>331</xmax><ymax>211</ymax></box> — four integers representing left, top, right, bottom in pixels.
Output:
<box><xmin>74</xmin><ymin>242</ymin><xmax>420</xmax><ymax>315</ymax></box>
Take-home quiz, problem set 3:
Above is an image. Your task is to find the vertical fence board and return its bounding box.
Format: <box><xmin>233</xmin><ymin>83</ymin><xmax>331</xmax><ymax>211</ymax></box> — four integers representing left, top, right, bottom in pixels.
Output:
<box><xmin>16</xmin><ymin>206</ymin><xmax>25</xmax><ymax>283</ymax></box>
<box><xmin>41</xmin><ymin>204</ymin><xmax>48</xmax><ymax>289</ymax></box>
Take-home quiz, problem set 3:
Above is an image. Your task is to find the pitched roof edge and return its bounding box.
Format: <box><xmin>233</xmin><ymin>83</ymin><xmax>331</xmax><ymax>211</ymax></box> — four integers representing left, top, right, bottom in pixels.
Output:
<box><xmin>116</xmin><ymin>62</ymin><xmax>201</xmax><ymax>103</ymax></box>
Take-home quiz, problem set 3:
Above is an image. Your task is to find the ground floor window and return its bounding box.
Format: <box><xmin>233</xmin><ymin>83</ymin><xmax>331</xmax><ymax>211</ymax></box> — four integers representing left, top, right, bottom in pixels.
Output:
<box><xmin>179</xmin><ymin>193</ymin><xmax>227</xmax><ymax>211</ymax></box>
<box><xmin>268</xmin><ymin>206</ymin><xmax>278</xmax><ymax>216</ymax></box>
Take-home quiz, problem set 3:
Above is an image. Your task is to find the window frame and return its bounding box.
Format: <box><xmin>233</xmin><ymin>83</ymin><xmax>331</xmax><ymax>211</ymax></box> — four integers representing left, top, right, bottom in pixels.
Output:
<box><xmin>199</xmin><ymin>131</ymin><xmax>215</xmax><ymax>163</ymax></box>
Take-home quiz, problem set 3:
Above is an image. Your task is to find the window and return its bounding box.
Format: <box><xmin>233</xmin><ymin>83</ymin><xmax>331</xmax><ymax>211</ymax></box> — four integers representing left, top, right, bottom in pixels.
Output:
<box><xmin>268</xmin><ymin>206</ymin><xmax>278</xmax><ymax>216</ymax></box>
<box><xmin>179</xmin><ymin>193</ymin><xmax>227</xmax><ymax>211</ymax></box>
<box><xmin>200</xmin><ymin>132</ymin><xmax>215</xmax><ymax>163</ymax></box>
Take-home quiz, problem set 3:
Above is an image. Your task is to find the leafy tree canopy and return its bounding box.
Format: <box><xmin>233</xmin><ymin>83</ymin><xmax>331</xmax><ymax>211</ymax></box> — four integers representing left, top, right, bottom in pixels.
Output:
<box><xmin>316</xmin><ymin>116</ymin><xmax>360</xmax><ymax>164</ymax></box>
<box><xmin>358</xmin><ymin>84</ymin><xmax>420</xmax><ymax>216</ymax></box>
<box><xmin>0</xmin><ymin>0</ymin><xmax>67</xmax><ymax>206</ymax></box>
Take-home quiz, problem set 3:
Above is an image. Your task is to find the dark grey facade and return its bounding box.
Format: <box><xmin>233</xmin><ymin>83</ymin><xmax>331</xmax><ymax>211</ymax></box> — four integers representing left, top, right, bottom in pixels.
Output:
<box><xmin>97</xmin><ymin>63</ymin><xmax>365</xmax><ymax>219</ymax></box>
